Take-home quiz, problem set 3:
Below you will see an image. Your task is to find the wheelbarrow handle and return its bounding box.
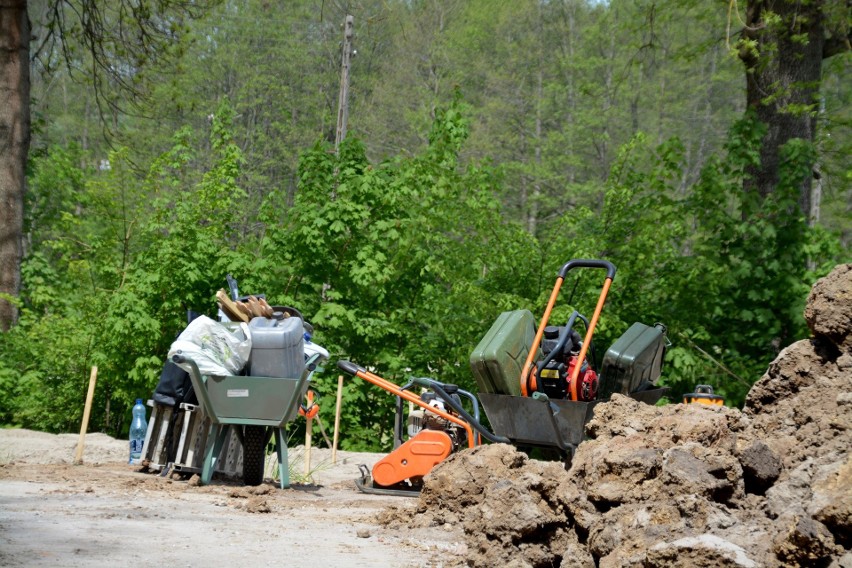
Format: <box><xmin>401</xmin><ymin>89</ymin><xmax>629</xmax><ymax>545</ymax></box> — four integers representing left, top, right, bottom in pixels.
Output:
<box><xmin>170</xmin><ymin>353</ymin><xmax>220</xmax><ymax>424</ymax></box>
<box><xmin>171</xmin><ymin>353</ymin><xmax>201</xmax><ymax>378</ymax></box>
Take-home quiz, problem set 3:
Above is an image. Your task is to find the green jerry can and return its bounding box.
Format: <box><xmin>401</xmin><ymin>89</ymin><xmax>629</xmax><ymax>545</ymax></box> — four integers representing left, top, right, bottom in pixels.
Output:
<box><xmin>598</xmin><ymin>322</ymin><xmax>667</xmax><ymax>400</ymax></box>
<box><xmin>470</xmin><ymin>310</ymin><xmax>538</xmax><ymax>397</ymax></box>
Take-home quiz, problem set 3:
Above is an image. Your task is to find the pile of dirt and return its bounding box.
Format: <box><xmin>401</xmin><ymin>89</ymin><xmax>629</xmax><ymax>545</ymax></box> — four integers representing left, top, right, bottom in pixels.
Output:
<box><xmin>381</xmin><ymin>264</ymin><xmax>852</xmax><ymax>567</ymax></box>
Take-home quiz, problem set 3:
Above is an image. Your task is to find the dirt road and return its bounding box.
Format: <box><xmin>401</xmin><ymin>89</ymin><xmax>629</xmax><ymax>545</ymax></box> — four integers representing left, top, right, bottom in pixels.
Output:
<box><xmin>0</xmin><ymin>429</ymin><xmax>461</xmax><ymax>567</ymax></box>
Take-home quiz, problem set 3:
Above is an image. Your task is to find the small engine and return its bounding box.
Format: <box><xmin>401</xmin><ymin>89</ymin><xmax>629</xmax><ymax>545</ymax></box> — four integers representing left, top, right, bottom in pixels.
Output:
<box><xmin>406</xmin><ymin>390</ymin><xmax>468</xmax><ymax>450</ymax></box>
<box><xmin>537</xmin><ymin>325</ymin><xmax>598</xmax><ymax>401</ymax></box>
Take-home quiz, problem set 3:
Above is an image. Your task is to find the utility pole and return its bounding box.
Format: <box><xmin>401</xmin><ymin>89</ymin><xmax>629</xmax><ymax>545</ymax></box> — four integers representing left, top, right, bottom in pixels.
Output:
<box><xmin>326</xmin><ymin>15</ymin><xmax>353</xmax><ymax>297</ymax></box>
<box><xmin>334</xmin><ymin>15</ymin><xmax>354</xmax><ymax>154</ymax></box>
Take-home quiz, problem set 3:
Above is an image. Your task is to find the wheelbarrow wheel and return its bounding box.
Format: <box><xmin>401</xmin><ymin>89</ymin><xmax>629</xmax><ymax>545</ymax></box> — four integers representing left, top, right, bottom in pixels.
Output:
<box><xmin>242</xmin><ymin>426</ymin><xmax>268</xmax><ymax>486</ymax></box>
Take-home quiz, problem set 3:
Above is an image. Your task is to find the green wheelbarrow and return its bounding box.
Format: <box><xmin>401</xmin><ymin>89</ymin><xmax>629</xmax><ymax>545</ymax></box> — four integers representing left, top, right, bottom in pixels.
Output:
<box><xmin>171</xmin><ymin>352</ymin><xmax>323</xmax><ymax>489</ymax></box>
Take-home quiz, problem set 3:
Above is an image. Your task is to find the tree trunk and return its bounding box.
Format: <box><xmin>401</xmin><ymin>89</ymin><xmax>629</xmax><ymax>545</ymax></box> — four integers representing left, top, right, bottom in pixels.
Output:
<box><xmin>0</xmin><ymin>0</ymin><xmax>30</xmax><ymax>331</ymax></box>
<box><xmin>739</xmin><ymin>0</ymin><xmax>826</xmax><ymax>212</ymax></box>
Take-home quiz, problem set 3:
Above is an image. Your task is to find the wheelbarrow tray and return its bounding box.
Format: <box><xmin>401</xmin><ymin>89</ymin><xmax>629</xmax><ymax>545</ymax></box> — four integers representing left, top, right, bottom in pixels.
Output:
<box><xmin>201</xmin><ymin>374</ymin><xmax>308</xmax><ymax>427</ymax></box>
<box><xmin>479</xmin><ymin>387</ymin><xmax>668</xmax><ymax>452</ymax></box>
<box><xmin>179</xmin><ymin>358</ymin><xmax>312</xmax><ymax>428</ymax></box>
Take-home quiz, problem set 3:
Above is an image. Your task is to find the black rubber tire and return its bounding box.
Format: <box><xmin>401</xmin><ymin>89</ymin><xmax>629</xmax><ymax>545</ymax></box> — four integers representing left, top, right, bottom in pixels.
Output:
<box><xmin>242</xmin><ymin>426</ymin><xmax>267</xmax><ymax>486</ymax></box>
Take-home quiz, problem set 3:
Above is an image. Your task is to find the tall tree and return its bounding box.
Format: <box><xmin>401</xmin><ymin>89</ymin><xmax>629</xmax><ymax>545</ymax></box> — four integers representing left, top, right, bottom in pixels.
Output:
<box><xmin>738</xmin><ymin>0</ymin><xmax>850</xmax><ymax>217</ymax></box>
<box><xmin>355</xmin><ymin>0</ymin><xmax>465</xmax><ymax>158</ymax></box>
<box><xmin>0</xmin><ymin>0</ymin><xmax>212</xmax><ymax>331</ymax></box>
<box><xmin>0</xmin><ymin>0</ymin><xmax>30</xmax><ymax>331</ymax></box>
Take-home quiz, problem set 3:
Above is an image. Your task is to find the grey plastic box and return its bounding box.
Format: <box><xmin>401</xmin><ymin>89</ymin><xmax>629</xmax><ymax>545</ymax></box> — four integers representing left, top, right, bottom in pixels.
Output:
<box><xmin>248</xmin><ymin>316</ymin><xmax>305</xmax><ymax>378</ymax></box>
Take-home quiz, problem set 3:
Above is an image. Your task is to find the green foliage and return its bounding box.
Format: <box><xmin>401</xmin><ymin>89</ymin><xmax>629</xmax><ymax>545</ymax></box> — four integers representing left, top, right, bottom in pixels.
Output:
<box><xmin>3</xmin><ymin>91</ymin><xmax>845</xmax><ymax>443</ymax></box>
<box><xmin>0</xmin><ymin>97</ymin><xmax>260</xmax><ymax>435</ymax></box>
<box><xmin>270</xmin><ymin>94</ymin><xmax>539</xmax><ymax>450</ymax></box>
<box><xmin>536</xmin><ymin>114</ymin><xmax>838</xmax><ymax>409</ymax></box>
<box><xmin>0</xmin><ymin>307</ymin><xmax>97</xmax><ymax>431</ymax></box>
<box><xmin>661</xmin><ymin>114</ymin><xmax>823</xmax><ymax>405</ymax></box>
<box><xmin>6</xmin><ymin>1</ymin><xmax>848</xmax><ymax>447</ymax></box>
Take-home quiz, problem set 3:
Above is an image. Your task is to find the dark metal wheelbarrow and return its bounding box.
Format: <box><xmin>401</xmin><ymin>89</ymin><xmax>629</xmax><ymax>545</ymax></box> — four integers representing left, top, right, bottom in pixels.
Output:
<box><xmin>171</xmin><ymin>353</ymin><xmax>323</xmax><ymax>488</ymax></box>
<box><xmin>478</xmin><ymin>387</ymin><xmax>667</xmax><ymax>458</ymax></box>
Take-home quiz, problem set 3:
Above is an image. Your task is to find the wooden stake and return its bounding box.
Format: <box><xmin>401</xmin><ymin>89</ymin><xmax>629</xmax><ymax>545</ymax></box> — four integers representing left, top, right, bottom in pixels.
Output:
<box><xmin>332</xmin><ymin>374</ymin><xmax>344</xmax><ymax>464</ymax></box>
<box><xmin>73</xmin><ymin>366</ymin><xmax>98</xmax><ymax>465</ymax></box>
<box><xmin>304</xmin><ymin>415</ymin><xmax>313</xmax><ymax>476</ymax></box>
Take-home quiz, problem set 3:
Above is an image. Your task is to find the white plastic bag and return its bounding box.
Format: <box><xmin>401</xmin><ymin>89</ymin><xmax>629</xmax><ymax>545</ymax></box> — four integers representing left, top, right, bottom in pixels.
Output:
<box><xmin>167</xmin><ymin>315</ymin><xmax>251</xmax><ymax>376</ymax></box>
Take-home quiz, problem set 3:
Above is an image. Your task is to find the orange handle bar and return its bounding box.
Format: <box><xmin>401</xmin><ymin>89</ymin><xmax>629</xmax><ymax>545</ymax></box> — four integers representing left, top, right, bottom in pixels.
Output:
<box><xmin>521</xmin><ymin>259</ymin><xmax>616</xmax><ymax>398</ymax></box>
<box><xmin>569</xmin><ymin>277</ymin><xmax>611</xmax><ymax>401</ymax></box>
<box><xmin>521</xmin><ymin>278</ymin><xmax>564</xmax><ymax>396</ymax></box>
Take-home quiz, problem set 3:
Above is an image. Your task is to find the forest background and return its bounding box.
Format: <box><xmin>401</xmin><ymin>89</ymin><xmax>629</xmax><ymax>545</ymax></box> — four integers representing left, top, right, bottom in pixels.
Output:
<box><xmin>0</xmin><ymin>0</ymin><xmax>849</xmax><ymax>451</ymax></box>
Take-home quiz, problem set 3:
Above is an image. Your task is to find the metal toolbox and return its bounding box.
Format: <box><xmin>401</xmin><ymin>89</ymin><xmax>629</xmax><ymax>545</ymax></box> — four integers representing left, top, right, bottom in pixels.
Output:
<box><xmin>141</xmin><ymin>400</ymin><xmax>244</xmax><ymax>477</ymax></box>
<box><xmin>470</xmin><ymin>310</ymin><xmax>539</xmax><ymax>397</ymax></box>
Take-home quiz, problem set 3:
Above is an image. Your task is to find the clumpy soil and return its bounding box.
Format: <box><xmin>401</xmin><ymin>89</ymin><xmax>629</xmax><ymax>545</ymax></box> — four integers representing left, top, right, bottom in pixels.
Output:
<box><xmin>379</xmin><ymin>264</ymin><xmax>852</xmax><ymax>568</ymax></box>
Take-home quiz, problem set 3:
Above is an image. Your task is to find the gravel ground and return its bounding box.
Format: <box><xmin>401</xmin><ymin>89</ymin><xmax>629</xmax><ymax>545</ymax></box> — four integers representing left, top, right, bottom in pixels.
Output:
<box><xmin>0</xmin><ymin>428</ymin><xmax>463</xmax><ymax>568</ymax></box>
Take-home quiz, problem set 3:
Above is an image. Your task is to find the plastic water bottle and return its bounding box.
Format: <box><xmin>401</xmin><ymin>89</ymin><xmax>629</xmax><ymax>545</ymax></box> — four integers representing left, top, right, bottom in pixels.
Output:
<box><xmin>128</xmin><ymin>399</ymin><xmax>148</xmax><ymax>465</ymax></box>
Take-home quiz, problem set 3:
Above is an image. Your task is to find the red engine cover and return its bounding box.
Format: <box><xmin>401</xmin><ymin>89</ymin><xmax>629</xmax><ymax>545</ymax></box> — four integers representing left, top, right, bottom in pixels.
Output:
<box><xmin>567</xmin><ymin>356</ymin><xmax>598</xmax><ymax>401</ymax></box>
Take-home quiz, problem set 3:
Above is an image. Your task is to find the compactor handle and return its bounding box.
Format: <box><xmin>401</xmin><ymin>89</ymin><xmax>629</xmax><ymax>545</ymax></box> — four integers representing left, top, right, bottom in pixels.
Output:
<box><xmin>337</xmin><ymin>360</ymin><xmax>366</xmax><ymax>376</ymax></box>
<box><xmin>557</xmin><ymin>259</ymin><xmax>616</xmax><ymax>280</ymax></box>
<box><xmin>521</xmin><ymin>258</ymin><xmax>617</xmax><ymax>398</ymax></box>
<box><xmin>411</xmin><ymin>377</ymin><xmax>508</xmax><ymax>445</ymax></box>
